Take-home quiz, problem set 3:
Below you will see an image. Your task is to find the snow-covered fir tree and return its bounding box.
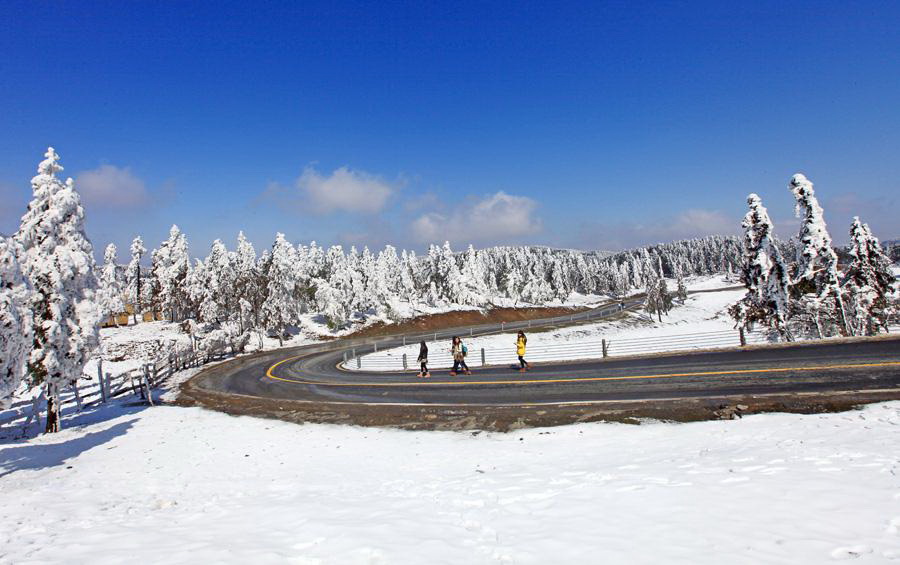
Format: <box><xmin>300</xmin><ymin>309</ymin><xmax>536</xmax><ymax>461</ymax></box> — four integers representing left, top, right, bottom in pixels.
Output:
<box><xmin>14</xmin><ymin>148</ymin><xmax>101</xmax><ymax>432</ymax></box>
<box><xmin>126</xmin><ymin>235</ymin><xmax>146</xmax><ymax>323</ymax></box>
<box><xmin>261</xmin><ymin>233</ymin><xmax>299</xmax><ymax>344</ymax></box>
<box><xmin>199</xmin><ymin>239</ymin><xmax>232</xmax><ymax>323</ymax></box>
<box><xmin>0</xmin><ymin>236</ymin><xmax>32</xmax><ymax>409</ymax></box>
<box><xmin>675</xmin><ymin>272</ymin><xmax>688</xmax><ymax>303</ymax></box>
<box><xmin>842</xmin><ymin>217</ymin><xmax>896</xmax><ymax>335</ymax></box>
<box><xmin>234</xmin><ymin>231</ymin><xmax>259</xmax><ymax>333</ymax></box>
<box><xmin>644</xmin><ymin>274</ymin><xmax>662</xmax><ymax>322</ymax></box>
<box><xmin>658</xmin><ymin>277</ymin><xmax>673</xmax><ymax>316</ymax></box>
<box><xmin>97</xmin><ymin>243</ymin><xmax>125</xmax><ymax>324</ymax></box>
<box><xmin>457</xmin><ymin>244</ymin><xmax>488</xmax><ymax>306</ymax></box>
<box><xmin>730</xmin><ymin>194</ymin><xmax>793</xmax><ymax>340</ymax></box>
<box><xmin>789</xmin><ymin>173</ymin><xmax>848</xmax><ymax>337</ymax></box>
<box><xmin>152</xmin><ymin>225</ymin><xmax>191</xmax><ymax>322</ymax></box>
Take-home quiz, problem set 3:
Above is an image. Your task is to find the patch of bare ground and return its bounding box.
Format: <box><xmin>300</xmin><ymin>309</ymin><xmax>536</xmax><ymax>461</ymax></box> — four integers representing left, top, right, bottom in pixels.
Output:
<box><xmin>345</xmin><ymin>305</ymin><xmax>593</xmax><ymax>339</ymax></box>
<box><xmin>176</xmin><ymin>383</ymin><xmax>900</xmax><ymax>432</ymax></box>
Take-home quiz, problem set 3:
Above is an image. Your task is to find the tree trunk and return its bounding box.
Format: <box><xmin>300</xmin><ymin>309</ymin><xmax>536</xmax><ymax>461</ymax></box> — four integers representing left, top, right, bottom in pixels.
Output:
<box><xmin>833</xmin><ymin>289</ymin><xmax>849</xmax><ymax>337</ymax></box>
<box><xmin>45</xmin><ymin>383</ymin><xmax>60</xmax><ymax>433</ymax></box>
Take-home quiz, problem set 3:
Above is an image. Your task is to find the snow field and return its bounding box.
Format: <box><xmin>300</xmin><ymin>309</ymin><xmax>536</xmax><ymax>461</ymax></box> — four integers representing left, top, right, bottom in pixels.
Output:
<box><xmin>1</xmin><ymin>401</ymin><xmax>899</xmax><ymax>563</ymax></box>
<box><xmin>350</xmin><ymin>278</ymin><xmax>749</xmax><ymax>371</ymax></box>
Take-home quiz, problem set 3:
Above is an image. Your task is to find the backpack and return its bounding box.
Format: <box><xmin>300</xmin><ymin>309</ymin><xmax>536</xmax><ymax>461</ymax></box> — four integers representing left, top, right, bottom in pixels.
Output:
<box><xmin>462</xmin><ymin>344</ymin><xmax>468</xmax><ymax>356</ymax></box>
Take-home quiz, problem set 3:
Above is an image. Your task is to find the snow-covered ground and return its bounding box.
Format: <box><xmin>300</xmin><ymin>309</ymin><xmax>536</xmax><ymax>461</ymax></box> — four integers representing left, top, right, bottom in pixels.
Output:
<box><xmin>1</xmin><ymin>397</ymin><xmax>898</xmax><ymax>563</ymax></box>
<box><xmin>351</xmin><ymin>275</ymin><xmax>748</xmax><ymax>371</ymax></box>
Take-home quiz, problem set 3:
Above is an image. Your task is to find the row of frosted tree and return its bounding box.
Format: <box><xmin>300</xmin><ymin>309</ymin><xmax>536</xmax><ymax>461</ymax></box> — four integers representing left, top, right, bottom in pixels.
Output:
<box><xmin>100</xmin><ymin>229</ymin><xmax>741</xmax><ymax>342</ymax></box>
<box><xmin>731</xmin><ymin>174</ymin><xmax>897</xmax><ymax>339</ymax></box>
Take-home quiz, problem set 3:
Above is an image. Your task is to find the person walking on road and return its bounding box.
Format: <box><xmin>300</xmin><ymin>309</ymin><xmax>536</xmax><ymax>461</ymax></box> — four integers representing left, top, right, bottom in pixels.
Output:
<box><xmin>417</xmin><ymin>341</ymin><xmax>430</xmax><ymax>378</ymax></box>
<box><xmin>516</xmin><ymin>331</ymin><xmax>530</xmax><ymax>372</ymax></box>
<box><xmin>450</xmin><ymin>336</ymin><xmax>472</xmax><ymax>376</ymax></box>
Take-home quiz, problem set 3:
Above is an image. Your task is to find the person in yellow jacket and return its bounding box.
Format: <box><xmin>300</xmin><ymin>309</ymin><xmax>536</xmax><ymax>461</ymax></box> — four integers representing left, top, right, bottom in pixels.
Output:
<box><xmin>516</xmin><ymin>331</ymin><xmax>530</xmax><ymax>372</ymax></box>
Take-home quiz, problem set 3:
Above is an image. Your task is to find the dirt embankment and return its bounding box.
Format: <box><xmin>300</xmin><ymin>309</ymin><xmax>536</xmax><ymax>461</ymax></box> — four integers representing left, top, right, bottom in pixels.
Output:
<box><xmin>345</xmin><ymin>305</ymin><xmax>592</xmax><ymax>339</ymax></box>
<box><xmin>178</xmin><ymin>381</ymin><xmax>900</xmax><ymax>432</ymax></box>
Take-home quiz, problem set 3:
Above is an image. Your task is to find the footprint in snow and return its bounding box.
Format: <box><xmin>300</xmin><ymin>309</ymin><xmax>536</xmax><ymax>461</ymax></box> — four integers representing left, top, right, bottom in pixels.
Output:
<box><xmin>830</xmin><ymin>545</ymin><xmax>872</xmax><ymax>560</ymax></box>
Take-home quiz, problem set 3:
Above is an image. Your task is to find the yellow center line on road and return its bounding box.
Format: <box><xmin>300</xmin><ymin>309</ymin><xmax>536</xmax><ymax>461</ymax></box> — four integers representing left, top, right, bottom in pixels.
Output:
<box><xmin>264</xmin><ymin>357</ymin><xmax>900</xmax><ymax>387</ymax></box>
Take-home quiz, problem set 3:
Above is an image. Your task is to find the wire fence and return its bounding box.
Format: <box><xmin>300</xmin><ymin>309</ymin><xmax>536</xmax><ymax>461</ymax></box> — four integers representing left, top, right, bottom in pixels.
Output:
<box><xmin>344</xmin><ymin>327</ymin><xmax>774</xmax><ymax>371</ymax></box>
<box><xmin>346</xmin><ymin>322</ymin><xmax>900</xmax><ymax>372</ymax></box>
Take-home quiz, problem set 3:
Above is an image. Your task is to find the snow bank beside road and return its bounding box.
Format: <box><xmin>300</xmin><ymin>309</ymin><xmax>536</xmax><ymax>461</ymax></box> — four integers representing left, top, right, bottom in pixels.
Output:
<box><xmin>1</xmin><ymin>401</ymin><xmax>899</xmax><ymax>563</ymax></box>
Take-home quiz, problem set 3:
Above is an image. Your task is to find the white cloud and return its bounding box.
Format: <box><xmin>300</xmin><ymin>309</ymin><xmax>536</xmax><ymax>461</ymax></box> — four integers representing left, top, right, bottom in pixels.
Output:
<box><xmin>75</xmin><ymin>165</ymin><xmax>149</xmax><ymax>208</ymax></box>
<box><xmin>412</xmin><ymin>191</ymin><xmax>542</xmax><ymax>245</ymax></box>
<box><xmin>297</xmin><ymin>166</ymin><xmax>394</xmax><ymax>215</ymax></box>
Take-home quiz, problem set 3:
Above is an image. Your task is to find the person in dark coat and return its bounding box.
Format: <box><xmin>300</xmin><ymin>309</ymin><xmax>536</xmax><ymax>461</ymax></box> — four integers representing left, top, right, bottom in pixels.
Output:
<box><xmin>417</xmin><ymin>341</ymin><xmax>430</xmax><ymax>378</ymax></box>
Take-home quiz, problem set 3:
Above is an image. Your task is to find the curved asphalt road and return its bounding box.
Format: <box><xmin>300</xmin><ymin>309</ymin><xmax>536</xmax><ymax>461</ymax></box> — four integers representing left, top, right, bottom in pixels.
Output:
<box><xmin>190</xmin><ymin>333</ymin><xmax>900</xmax><ymax>407</ymax></box>
<box><xmin>182</xmin><ymin>293</ymin><xmax>900</xmax><ymax>429</ymax></box>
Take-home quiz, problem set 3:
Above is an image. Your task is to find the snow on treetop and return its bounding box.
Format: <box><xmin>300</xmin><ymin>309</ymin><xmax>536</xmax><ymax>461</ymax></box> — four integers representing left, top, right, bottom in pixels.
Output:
<box><xmin>37</xmin><ymin>147</ymin><xmax>63</xmax><ymax>177</ymax></box>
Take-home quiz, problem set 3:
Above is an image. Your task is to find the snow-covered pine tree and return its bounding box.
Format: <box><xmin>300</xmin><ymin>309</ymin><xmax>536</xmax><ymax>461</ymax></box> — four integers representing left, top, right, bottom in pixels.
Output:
<box><xmin>437</xmin><ymin>242</ymin><xmax>465</xmax><ymax>304</ymax></box>
<box><xmin>644</xmin><ymin>274</ymin><xmax>662</xmax><ymax>322</ymax></box>
<box><xmin>501</xmin><ymin>252</ymin><xmax>524</xmax><ymax>305</ymax></box>
<box><xmin>261</xmin><ymin>233</ymin><xmax>299</xmax><ymax>345</ymax></box>
<box><xmin>234</xmin><ymin>231</ymin><xmax>258</xmax><ymax>333</ymax></box>
<box><xmin>247</xmin><ymin>249</ymin><xmax>272</xmax><ymax>347</ymax></box>
<box><xmin>0</xmin><ymin>236</ymin><xmax>32</xmax><ymax>409</ymax></box>
<box><xmin>729</xmin><ymin>194</ymin><xmax>793</xmax><ymax>340</ymax></box>
<box><xmin>789</xmin><ymin>173</ymin><xmax>848</xmax><ymax>337</ymax></box>
<box><xmin>842</xmin><ymin>217</ymin><xmax>896</xmax><ymax>335</ymax></box>
<box><xmin>201</xmin><ymin>239</ymin><xmax>232</xmax><ymax>323</ymax></box>
<box><xmin>370</xmin><ymin>245</ymin><xmax>402</xmax><ymax>318</ymax></box>
<box><xmin>126</xmin><ymin>235</ymin><xmax>146</xmax><ymax>323</ymax></box>
<box><xmin>315</xmin><ymin>279</ymin><xmax>351</xmax><ymax>330</ymax></box>
<box><xmin>153</xmin><ymin>225</ymin><xmax>191</xmax><ymax>322</ymax></box>
<box><xmin>658</xmin><ymin>278</ymin><xmax>673</xmax><ymax>316</ymax></box>
<box><xmin>655</xmin><ymin>257</ymin><xmax>673</xmax><ymax>316</ymax></box>
<box><xmin>97</xmin><ymin>243</ymin><xmax>125</xmax><ymax>325</ymax></box>
<box><xmin>186</xmin><ymin>258</ymin><xmax>211</xmax><ymax>322</ymax></box>
<box><xmin>676</xmin><ymin>273</ymin><xmax>688</xmax><ymax>303</ymax></box>
<box><xmin>343</xmin><ymin>246</ymin><xmax>367</xmax><ymax>313</ymax></box>
<box><xmin>457</xmin><ymin>244</ymin><xmax>487</xmax><ymax>306</ymax></box>
<box><xmin>324</xmin><ymin>245</ymin><xmax>354</xmax><ymax>324</ymax></box>
<box><xmin>14</xmin><ymin>148</ymin><xmax>101</xmax><ymax>432</ymax></box>
<box><xmin>399</xmin><ymin>250</ymin><xmax>420</xmax><ymax>309</ymax></box>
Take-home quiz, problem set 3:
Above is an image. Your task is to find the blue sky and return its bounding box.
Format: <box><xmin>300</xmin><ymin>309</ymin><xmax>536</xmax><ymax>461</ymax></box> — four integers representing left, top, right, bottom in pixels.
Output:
<box><xmin>1</xmin><ymin>0</ymin><xmax>898</xmax><ymax>258</ymax></box>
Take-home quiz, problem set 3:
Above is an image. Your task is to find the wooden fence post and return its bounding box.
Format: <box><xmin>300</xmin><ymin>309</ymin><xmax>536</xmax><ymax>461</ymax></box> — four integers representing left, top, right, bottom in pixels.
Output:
<box><xmin>142</xmin><ymin>364</ymin><xmax>154</xmax><ymax>406</ymax></box>
<box><xmin>481</xmin><ymin>348</ymin><xmax>486</xmax><ymax>367</ymax></box>
<box><xmin>402</xmin><ymin>354</ymin><xmax>408</xmax><ymax>370</ymax></box>
<box><xmin>97</xmin><ymin>358</ymin><xmax>107</xmax><ymax>403</ymax></box>
<box><xmin>602</xmin><ymin>339</ymin><xmax>608</xmax><ymax>358</ymax></box>
<box><xmin>71</xmin><ymin>382</ymin><xmax>83</xmax><ymax>411</ymax></box>
<box><xmin>739</xmin><ymin>328</ymin><xmax>746</xmax><ymax>347</ymax></box>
